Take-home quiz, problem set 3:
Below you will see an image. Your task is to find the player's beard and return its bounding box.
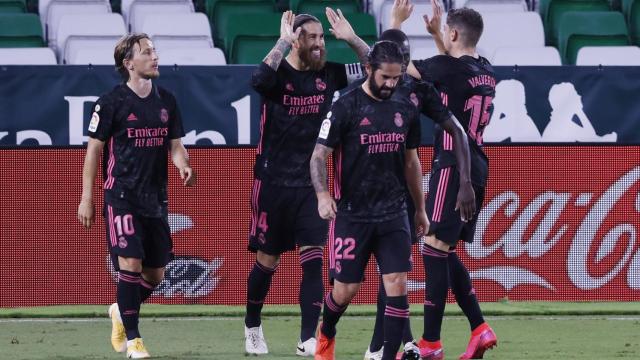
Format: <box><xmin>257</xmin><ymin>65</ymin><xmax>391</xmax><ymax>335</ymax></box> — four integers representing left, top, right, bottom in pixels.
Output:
<box><xmin>144</xmin><ymin>69</ymin><xmax>160</xmax><ymax>79</ymax></box>
<box><xmin>299</xmin><ymin>45</ymin><xmax>326</xmax><ymax>71</ymax></box>
<box><xmin>368</xmin><ymin>78</ymin><xmax>395</xmax><ymax>100</ymax></box>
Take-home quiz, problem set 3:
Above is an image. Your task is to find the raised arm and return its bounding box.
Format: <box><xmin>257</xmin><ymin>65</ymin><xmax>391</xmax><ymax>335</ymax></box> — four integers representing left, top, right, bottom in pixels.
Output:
<box><xmin>404</xmin><ymin>148</ymin><xmax>429</xmax><ymax>236</ymax></box>
<box><xmin>310</xmin><ymin>143</ymin><xmax>337</xmax><ymax>219</ymax></box>
<box><xmin>390</xmin><ymin>0</ymin><xmax>414</xmax><ymax>29</ymax></box>
<box><xmin>439</xmin><ymin>116</ymin><xmax>476</xmax><ymax>221</ymax></box>
<box><xmin>77</xmin><ymin>138</ymin><xmax>104</xmax><ymax>229</ymax></box>
<box><xmin>263</xmin><ymin>11</ymin><xmax>302</xmax><ymax>70</ymax></box>
<box><xmin>424</xmin><ymin>0</ymin><xmax>446</xmax><ymax>55</ymax></box>
<box><xmin>326</xmin><ymin>7</ymin><xmax>370</xmax><ymax>65</ymax></box>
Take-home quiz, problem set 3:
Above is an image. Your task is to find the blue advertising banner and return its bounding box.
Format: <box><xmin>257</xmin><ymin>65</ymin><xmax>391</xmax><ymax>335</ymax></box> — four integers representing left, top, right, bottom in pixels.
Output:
<box><xmin>485</xmin><ymin>66</ymin><xmax>640</xmax><ymax>144</ymax></box>
<box><xmin>0</xmin><ymin>65</ymin><xmax>260</xmax><ymax>146</ymax></box>
<box><xmin>1</xmin><ymin>65</ymin><xmax>639</xmax><ymax>146</ymax></box>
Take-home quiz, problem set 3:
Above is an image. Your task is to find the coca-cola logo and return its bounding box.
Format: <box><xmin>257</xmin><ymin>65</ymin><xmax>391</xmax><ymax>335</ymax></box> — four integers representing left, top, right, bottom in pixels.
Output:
<box><xmin>471</xmin><ymin>166</ymin><xmax>640</xmax><ymax>291</ymax></box>
<box><xmin>410</xmin><ymin>167</ymin><xmax>640</xmax><ymax>293</ymax></box>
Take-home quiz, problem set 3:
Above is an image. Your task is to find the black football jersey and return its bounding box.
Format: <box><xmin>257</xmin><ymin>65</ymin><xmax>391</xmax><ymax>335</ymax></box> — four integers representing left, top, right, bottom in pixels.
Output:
<box><xmin>413</xmin><ymin>55</ymin><xmax>496</xmax><ymax>186</ymax></box>
<box><xmin>392</xmin><ymin>74</ymin><xmax>452</xmax><ymax>124</ymax></box>
<box><xmin>88</xmin><ymin>83</ymin><xmax>185</xmax><ymax>217</ymax></box>
<box><xmin>252</xmin><ymin>60</ymin><xmax>363</xmax><ymax>187</ymax></box>
<box><xmin>317</xmin><ymin>86</ymin><xmax>421</xmax><ymax>222</ymax></box>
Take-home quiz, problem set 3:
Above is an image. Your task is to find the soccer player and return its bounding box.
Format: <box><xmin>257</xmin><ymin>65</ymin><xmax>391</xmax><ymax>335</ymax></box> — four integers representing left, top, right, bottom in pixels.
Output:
<box><xmin>245</xmin><ymin>10</ymin><xmax>369</xmax><ymax>356</ymax></box>
<box><xmin>398</xmin><ymin>2</ymin><xmax>499</xmax><ymax>358</ymax></box>
<box><xmin>365</xmin><ymin>27</ymin><xmax>474</xmax><ymax>360</ymax></box>
<box><xmin>310</xmin><ymin>40</ymin><xmax>473</xmax><ymax>360</ymax></box>
<box><xmin>77</xmin><ymin>33</ymin><xmax>195</xmax><ymax>359</ymax></box>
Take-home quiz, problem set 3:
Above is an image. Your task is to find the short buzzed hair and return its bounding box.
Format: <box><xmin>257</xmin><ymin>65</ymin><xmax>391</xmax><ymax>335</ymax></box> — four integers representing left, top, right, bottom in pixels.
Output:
<box><xmin>447</xmin><ymin>7</ymin><xmax>483</xmax><ymax>47</ymax></box>
<box><xmin>379</xmin><ymin>29</ymin><xmax>410</xmax><ymax>64</ymax></box>
<box><xmin>114</xmin><ymin>33</ymin><xmax>151</xmax><ymax>80</ymax></box>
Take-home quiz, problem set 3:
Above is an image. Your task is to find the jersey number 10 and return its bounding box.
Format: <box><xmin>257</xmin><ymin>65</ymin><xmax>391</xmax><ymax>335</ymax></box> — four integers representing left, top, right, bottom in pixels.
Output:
<box><xmin>114</xmin><ymin>214</ymin><xmax>135</xmax><ymax>236</ymax></box>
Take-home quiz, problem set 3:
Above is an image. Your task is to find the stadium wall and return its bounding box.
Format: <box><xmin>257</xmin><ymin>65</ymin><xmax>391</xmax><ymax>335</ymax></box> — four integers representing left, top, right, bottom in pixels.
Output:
<box><xmin>1</xmin><ymin>146</ymin><xmax>639</xmax><ymax>307</ymax></box>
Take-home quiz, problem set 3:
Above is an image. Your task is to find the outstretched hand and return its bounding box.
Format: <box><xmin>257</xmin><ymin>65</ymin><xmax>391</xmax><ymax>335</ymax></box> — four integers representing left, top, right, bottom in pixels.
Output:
<box><xmin>391</xmin><ymin>0</ymin><xmax>414</xmax><ymax>28</ymax></box>
<box><xmin>326</xmin><ymin>7</ymin><xmax>356</xmax><ymax>42</ymax></box>
<box><xmin>423</xmin><ymin>0</ymin><xmax>443</xmax><ymax>36</ymax></box>
<box><xmin>280</xmin><ymin>10</ymin><xmax>302</xmax><ymax>44</ymax></box>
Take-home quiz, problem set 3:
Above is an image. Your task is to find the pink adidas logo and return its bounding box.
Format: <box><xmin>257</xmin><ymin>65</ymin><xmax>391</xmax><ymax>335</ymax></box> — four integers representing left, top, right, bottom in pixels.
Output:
<box><xmin>359</xmin><ymin>117</ymin><xmax>371</xmax><ymax>126</ymax></box>
<box><xmin>127</xmin><ymin>113</ymin><xmax>138</xmax><ymax>121</ymax></box>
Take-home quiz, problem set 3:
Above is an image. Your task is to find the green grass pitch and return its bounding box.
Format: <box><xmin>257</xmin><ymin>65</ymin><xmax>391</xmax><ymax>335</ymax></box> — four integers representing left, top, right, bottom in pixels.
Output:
<box><xmin>1</xmin><ymin>303</ymin><xmax>639</xmax><ymax>359</ymax></box>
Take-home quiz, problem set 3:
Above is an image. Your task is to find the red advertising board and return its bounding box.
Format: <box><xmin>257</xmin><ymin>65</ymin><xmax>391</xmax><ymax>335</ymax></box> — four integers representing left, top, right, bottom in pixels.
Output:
<box><xmin>1</xmin><ymin>146</ymin><xmax>639</xmax><ymax>307</ymax></box>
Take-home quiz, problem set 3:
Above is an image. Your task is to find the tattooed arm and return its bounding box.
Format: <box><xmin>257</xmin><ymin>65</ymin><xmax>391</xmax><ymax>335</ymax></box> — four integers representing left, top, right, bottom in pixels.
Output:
<box><xmin>326</xmin><ymin>7</ymin><xmax>370</xmax><ymax>65</ymax></box>
<box><xmin>310</xmin><ymin>144</ymin><xmax>336</xmax><ymax>220</ymax></box>
<box><xmin>347</xmin><ymin>36</ymin><xmax>371</xmax><ymax>66</ymax></box>
<box><xmin>264</xmin><ymin>38</ymin><xmax>293</xmax><ymax>71</ymax></box>
<box><xmin>263</xmin><ymin>11</ymin><xmax>301</xmax><ymax>70</ymax></box>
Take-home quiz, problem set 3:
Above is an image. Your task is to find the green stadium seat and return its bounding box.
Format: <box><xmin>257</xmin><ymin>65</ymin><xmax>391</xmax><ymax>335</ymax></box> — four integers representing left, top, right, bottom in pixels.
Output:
<box><xmin>110</xmin><ymin>0</ymin><xmax>121</xmax><ymax>14</ymax></box>
<box><xmin>225</xmin><ymin>13</ymin><xmax>280</xmax><ymax>64</ymax></box>
<box><xmin>291</xmin><ymin>0</ymin><xmax>360</xmax><ymax>14</ymax></box>
<box><xmin>0</xmin><ymin>0</ymin><xmax>26</xmax><ymax>13</ymax></box>
<box><xmin>539</xmin><ymin>0</ymin><xmax>611</xmax><ymax>45</ymax></box>
<box><xmin>0</xmin><ymin>13</ymin><xmax>44</xmax><ymax>47</ymax></box>
<box><xmin>207</xmin><ymin>0</ymin><xmax>276</xmax><ymax>51</ymax></box>
<box><xmin>233</xmin><ymin>37</ymin><xmax>281</xmax><ymax>64</ymax></box>
<box><xmin>325</xmin><ymin>36</ymin><xmax>376</xmax><ymax>63</ymax></box>
<box><xmin>558</xmin><ymin>11</ymin><xmax>630</xmax><ymax>64</ymax></box>
<box><xmin>314</xmin><ymin>12</ymin><xmax>377</xmax><ymax>39</ymax></box>
<box><xmin>622</xmin><ymin>0</ymin><xmax>640</xmax><ymax>44</ymax></box>
<box><xmin>313</xmin><ymin>11</ymin><xmax>377</xmax><ymax>63</ymax></box>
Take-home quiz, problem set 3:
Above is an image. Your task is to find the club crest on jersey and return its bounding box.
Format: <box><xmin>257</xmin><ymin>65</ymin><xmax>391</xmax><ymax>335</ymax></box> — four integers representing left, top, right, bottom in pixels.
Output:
<box><xmin>359</xmin><ymin>117</ymin><xmax>371</xmax><ymax>126</ymax></box>
<box><xmin>160</xmin><ymin>108</ymin><xmax>169</xmax><ymax>123</ymax></box>
<box><xmin>410</xmin><ymin>93</ymin><xmax>419</xmax><ymax>107</ymax></box>
<box><xmin>315</xmin><ymin>78</ymin><xmax>327</xmax><ymax>91</ymax></box>
<box><xmin>394</xmin><ymin>112</ymin><xmax>403</xmax><ymax>127</ymax></box>
<box><xmin>88</xmin><ymin>112</ymin><xmax>100</xmax><ymax>132</ymax></box>
<box><xmin>285</xmin><ymin>83</ymin><xmax>294</xmax><ymax>92</ymax></box>
<box><xmin>118</xmin><ymin>236</ymin><xmax>128</xmax><ymax>249</ymax></box>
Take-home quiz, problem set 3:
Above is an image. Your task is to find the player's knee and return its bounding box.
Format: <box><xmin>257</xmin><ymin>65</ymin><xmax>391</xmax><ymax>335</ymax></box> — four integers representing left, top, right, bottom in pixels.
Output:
<box><xmin>142</xmin><ymin>268</ymin><xmax>165</xmax><ymax>285</ymax></box>
<box><xmin>382</xmin><ymin>272</ymin><xmax>408</xmax><ymax>297</ymax></box>
<box><xmin>118</xmin><ymin>256</ymin><xmax>142</xmax><ymax>273</ymax></box>
<box><xmin>256</xmin><ymin>251</ymin><xmax>280</xmax><ymax>269</ymax></box>
<box><xmin>424</xmin><ymin>236</ymin><xmax>450</xmax><ymax>252</ymax></box>
<box><xmin>332</xmin><ymin>282</ymin><xmax>359</xmax><ymax>305</ymax></box>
